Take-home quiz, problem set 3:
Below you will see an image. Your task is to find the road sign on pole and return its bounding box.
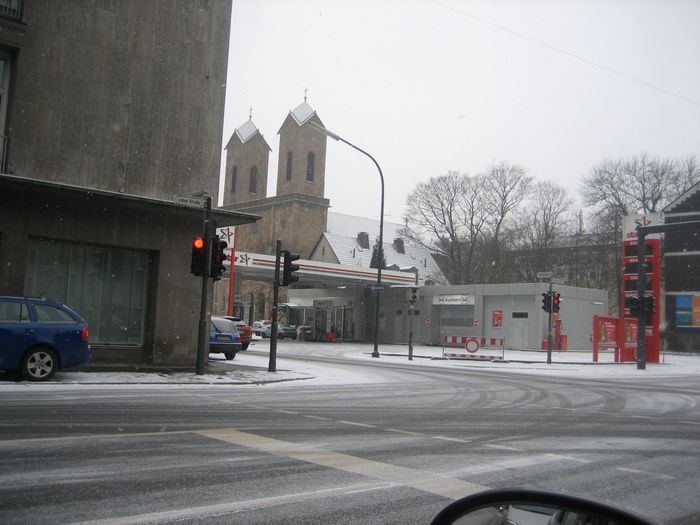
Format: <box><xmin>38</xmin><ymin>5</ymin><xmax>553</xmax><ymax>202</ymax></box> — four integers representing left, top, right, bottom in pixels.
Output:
<box><xmin>370</xmin><ymin>284</ymin><xmax>385</xmax><ymax>292</ymax></box>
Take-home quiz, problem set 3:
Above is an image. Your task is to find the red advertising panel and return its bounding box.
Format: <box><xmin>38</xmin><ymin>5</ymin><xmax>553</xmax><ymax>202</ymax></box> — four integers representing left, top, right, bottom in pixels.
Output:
<box><xmin>621</xmin><ymin>214</ymin><xmax>661</xmax><ymax>363</ymax></box>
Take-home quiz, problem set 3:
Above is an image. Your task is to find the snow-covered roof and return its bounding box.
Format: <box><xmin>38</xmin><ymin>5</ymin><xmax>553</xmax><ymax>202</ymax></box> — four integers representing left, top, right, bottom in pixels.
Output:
<box><xmin>290</xmin><ymin>101</ymin><xmax>316</xmax><ymax>126</ymax></box>
<box><xmin>235</xmin><ymin>120</ymin><xmax>260</xmax><ymax>143</ymax></box>
<box><xmin>321</xmin><ymin>212</ymin><xmax>447</xmax><ymax>285</ymax></box>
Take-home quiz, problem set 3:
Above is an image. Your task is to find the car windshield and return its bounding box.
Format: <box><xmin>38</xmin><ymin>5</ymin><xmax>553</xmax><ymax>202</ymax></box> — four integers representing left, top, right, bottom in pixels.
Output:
<box><xmin>1</xmin><ymin>2</ymin><xmax>698</xmax><ymax>525</ymax></box>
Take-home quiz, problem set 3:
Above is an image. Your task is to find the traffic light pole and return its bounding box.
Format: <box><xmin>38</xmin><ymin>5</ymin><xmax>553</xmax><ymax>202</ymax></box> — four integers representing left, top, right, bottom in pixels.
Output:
<box><xmin>408</xmin><ymin>302</ymin><xmax>414</xmax><ymax>361</ymax></box>
<box><xmin>547</xmin><ymin>281</ymin><xmax>553</xmax><ymax>365</ymax></box>
<box><xmin>196</xmin><ymin>196</ymin><xmax>212</xmax><ymax>375</ymax></box>
<box><xmin>268</xmin><ymin>240</ymin><xmax>281</xmax><ymax>372</ymax></box>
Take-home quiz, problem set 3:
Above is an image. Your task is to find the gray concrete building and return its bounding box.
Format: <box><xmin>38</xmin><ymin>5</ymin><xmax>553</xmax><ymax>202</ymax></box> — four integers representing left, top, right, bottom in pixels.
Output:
<box><xmin>290</xmin><ymin>283</ymin><xmax>608</xmax><ymax>351</ymax></box>
<box><xmin>0</xmin><ymin>1</ymin><xmax>257</xmax><ymax>366</ymax></box>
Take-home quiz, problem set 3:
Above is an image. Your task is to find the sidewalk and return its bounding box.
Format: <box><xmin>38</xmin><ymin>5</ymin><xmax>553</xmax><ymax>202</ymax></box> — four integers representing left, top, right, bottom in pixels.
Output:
<box><xmin>1</xmin><ymin>341</ymin><xmax>698</xmax><ymax>387</ymax></box>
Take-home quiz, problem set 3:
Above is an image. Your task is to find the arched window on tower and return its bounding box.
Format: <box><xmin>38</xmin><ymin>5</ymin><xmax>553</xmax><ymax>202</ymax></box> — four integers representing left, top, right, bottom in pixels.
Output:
<box><xmin>231</xmin><ymin>166</ymin><xmax>237</xmax><ymax>193</ymax></box>
<box><xmin>249</xmin><ymin>166</ymin><xmax>258</xmax><ymax>193</ymax></box>
<box><xmin>306</xmin><ymin>151</ymin><xmax>315</xmax><ymax>182</ymax></box>
<box><xmin>286</xmin><ymin>151</ymin><xmax>293</xmax><ymax>181</ymax></box>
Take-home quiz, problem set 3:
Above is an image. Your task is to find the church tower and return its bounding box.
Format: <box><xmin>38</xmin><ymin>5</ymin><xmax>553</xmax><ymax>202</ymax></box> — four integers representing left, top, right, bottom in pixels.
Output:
<box><xmin>276</xmin><ymin>98</ymin><xmax>327</xmax><ymax>198</ymax></box>
<box><xmin>222</xmin><ymin>116</ymin><xmax>271</xmax><ymax>207</ymax></box>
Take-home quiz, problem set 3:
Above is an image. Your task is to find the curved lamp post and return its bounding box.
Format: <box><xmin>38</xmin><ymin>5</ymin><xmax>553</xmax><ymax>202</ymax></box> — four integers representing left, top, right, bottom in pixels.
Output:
<box><xmin>308</xmin><ymin>120</ymin><xmax>383</xmax><ymax>358</ymax></box>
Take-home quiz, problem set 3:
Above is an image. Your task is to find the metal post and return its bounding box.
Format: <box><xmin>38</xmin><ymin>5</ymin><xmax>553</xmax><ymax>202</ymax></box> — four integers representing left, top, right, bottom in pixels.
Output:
<box><xmin>636</xmin><ymin>230</ymin><xmax>647</xmax><ymax>370</ymax></box>
<box><xmin>196</xmin><ymin>196</ymin><xmax>212</xmax><ymax>375</ymax></box>
<box><xmin>547</xmin><ymin>281</ymin><xmax>553</xmax><ymax>365</ymax></box>
<box><xmin>408</xmin><ymin>303</ymin><xmax>414</xmax><ymax>361</ymax></box>
<box><xmin>269</xmin><ymin>240</ymin><xmax>281</xmax><ymax>372</ymax></box>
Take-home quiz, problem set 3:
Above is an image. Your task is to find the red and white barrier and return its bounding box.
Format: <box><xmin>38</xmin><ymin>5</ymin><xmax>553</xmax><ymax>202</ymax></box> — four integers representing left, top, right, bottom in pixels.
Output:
<box><xmin>442</xmin><ymin>335</ymin><xmax>505</xmax><ymax>360</ymax></box>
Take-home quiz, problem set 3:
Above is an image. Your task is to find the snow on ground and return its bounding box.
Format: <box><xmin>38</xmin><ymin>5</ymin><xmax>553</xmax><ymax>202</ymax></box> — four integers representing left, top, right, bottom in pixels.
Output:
<box><xmin>0</xmin><ymin>339</ymin><xmax>698</xmax><ymax>390</ymax></box>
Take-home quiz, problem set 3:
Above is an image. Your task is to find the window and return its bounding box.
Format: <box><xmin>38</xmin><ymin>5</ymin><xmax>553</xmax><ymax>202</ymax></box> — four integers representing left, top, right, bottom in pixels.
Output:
<box><xmin>24</xmin><ymin>240</ymin><xmax>150</xmax><ymax>346</ymax></box>
<box><xmin>286</xmin><ymin>151</ymin><xmax>293</xmax><ymax>181</ymax></box>
<box><xmin>306</xmin><ymin>151</ymin><xmax>315</xmax><ymax>182</ymax></box>
<box><xmin>0</xmin><ymin>51</ymin><xmax>11</xmax><ymax>172</ymax></box>
<box><xmin>249</xmin><ymin>166</ymin><xmax>258</xmax><ymax>193</ymax></box>
<box><xmin>512</xmin><ymin>312</ymin><xmax>529</xmax><ymax>318</ymax></box>
<box><xmin>34</xmin><ymin>304</ymin><xmax>77</xmax><ymax>324</ymax></box>
<box><xmin>0</xmin><ymin>301</ymin><xmax>29</xmax><ymax>323</ymax></box>
<box><xmin>231</xmin><ymin>166</ymin><xmax>237</xmax><ymax>193</ymax></box>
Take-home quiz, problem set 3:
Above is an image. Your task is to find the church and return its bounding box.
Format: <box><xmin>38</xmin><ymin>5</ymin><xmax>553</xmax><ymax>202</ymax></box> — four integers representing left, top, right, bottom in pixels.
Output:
<box><xmin>218</xmin><ymin>98</ymin><xmax>446</xmax><ymax>324</ymax></box>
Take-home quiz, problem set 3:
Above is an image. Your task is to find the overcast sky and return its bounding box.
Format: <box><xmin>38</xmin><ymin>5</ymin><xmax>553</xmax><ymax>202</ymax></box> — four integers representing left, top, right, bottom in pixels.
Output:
<box><xmin>219</xmin><ymin>0</ymin><xmax>700</xmax><ymax>224</ymax></box>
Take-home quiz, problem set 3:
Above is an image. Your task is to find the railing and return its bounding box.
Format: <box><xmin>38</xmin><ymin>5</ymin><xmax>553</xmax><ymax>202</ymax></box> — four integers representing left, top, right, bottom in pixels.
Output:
<box><xmin>0</xmin><ymin>0</ymin><xmax>22</xmax><ymax>21</ymax></box>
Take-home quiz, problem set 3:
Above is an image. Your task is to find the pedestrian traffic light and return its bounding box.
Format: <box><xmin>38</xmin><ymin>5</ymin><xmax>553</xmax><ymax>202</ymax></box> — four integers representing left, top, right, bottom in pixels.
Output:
<box><xmin>281</xmin><ymin>250</ymin><xmax>300</xmax><ymax>286</ymax></box>
<box><xmin>541</xmin><ymin>291</ymin><xmax>551</xmax><ymax>313</ymax></box>
<box><xmin>210</xmin><ymin>238</ymin><xmax>228</xmax><ymax>281</ymax></box>
<box><xmin>191</xmin><ymin>236</ymin><xmax>206</xmax><ymax>276</ymax></box>
<box><xmin>551</xmin><ymin>292</ymin><xmax>561</xmax><ymax>313</ymax></box>
<box><xmin>407</xmin><ymin>287</ymin><xmax>418</xmax><ymax>304</ymax></box>
<box><xmin>627</xmin><ymin>295</ymin><xmax>641</xmax><ymax>317</ymax></box>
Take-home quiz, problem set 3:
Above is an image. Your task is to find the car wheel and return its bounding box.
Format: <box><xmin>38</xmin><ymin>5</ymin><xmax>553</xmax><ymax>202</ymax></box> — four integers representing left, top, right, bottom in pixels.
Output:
<box><xmin>261</xmin><ymin>333</ymin><xmax>267</xmax><ymax>339</ymax></box>
<box><xmin>21</xmin><ymin>346</ymin><xmax>58</xmax><ymax>381</ymax></box>
<box><xmin>241</xmin><ymin>342</ymin><xmax>249</xmax><ymax>351</ymax></box>
<box><xmin>224</xmin><ymin>351</ymin><xmax>236</xmax><ymax>360</ymax></box>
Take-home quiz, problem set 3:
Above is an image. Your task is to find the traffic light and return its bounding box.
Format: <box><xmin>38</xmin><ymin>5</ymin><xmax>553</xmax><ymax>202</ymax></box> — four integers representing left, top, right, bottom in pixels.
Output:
<box><xmin>210</xmin><ymin>238</ymin><xmax>228</xmax><ymax>281</ymax></box>
<box><xmin>551</xmin><ymin>292</ymin><xmax>561</xmax><ymax>313</ymax></box>
<box><xmin>281</xmin><ymin>250</ymin><xmax>300</xmax><ymax>286</ymax></box>
<box><xmin>541</xmin><ymin>292</ymin><xmax>551</xmax><ymax>313</ymax></box>
<box><xmin>627</xmin><ymin>295</ymin><xmax>641</xmax><ymax>317</ymax></box>
<box><xmin>190</xmin><ymin>236</ymin><xmax>206</xmax><ymax>276</ymax></box>
<box><xmin>644</xmin><ymin>295</ymin><xmax>655</xmax><ymax>324</ymax></box>
<box><xmin>407</xmin><ymin>287</ymin><xmax>418</xmax><ymax>304</ymax></box>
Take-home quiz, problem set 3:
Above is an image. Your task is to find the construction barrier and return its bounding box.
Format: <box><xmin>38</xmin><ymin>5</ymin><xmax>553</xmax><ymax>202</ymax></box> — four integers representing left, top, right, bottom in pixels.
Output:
<box><xmin>442</xmin><ymin>335</ymin><xmax>505</xmax><ymax>361</ymax></box>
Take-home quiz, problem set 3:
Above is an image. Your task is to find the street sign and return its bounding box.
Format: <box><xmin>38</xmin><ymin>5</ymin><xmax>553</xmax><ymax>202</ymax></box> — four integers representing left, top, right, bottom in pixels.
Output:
<box><xmin>370</xmin><ymin>284</ymin><xmax>385</xmax><ymax>292</ymax></box>
<box><xmin>536</xmin><ymin>272</ymin><xmax>553</xmax><ymax>279</ymax></box>
<box><xmin>175</xmin><ymin>195</ymin><xmax>204</xmax><ymax>208</ymax></box>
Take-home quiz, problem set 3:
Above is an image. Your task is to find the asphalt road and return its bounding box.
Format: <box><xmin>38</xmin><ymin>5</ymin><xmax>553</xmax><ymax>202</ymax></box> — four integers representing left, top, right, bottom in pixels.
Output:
<box><xmin>1</xmin><ymin>355</ymin><xmax>699</xmax><ymax>525</ymax></box>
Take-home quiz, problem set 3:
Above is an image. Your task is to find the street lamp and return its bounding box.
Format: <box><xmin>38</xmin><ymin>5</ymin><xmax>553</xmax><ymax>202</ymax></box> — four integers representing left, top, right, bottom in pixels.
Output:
<box><xmin>308</xmin><ymin>120</ymin><xmax>384</xmax><ymax>358</ymax></box>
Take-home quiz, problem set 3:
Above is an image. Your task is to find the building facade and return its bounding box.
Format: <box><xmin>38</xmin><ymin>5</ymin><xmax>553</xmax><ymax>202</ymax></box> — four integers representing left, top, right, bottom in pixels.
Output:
<box><xmin>0</xmin><ymin>1</ymin><xmax>257</xmax><ymax>366</ymax></box>
<box><xmin>663</xmin><ymin>182</ymin><xmax>700</xmax><ymax>352</ymax></box>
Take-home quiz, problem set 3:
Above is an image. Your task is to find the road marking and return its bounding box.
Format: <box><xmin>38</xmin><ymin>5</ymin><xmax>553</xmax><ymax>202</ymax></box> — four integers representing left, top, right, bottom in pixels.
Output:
<box><xmin>69</xmin><ymin>481</ymin><xmax>400</xmax><ymax>525</ymax></box>
<box><xmin>616</xmin><ymin>467</ymin><xmax>674</xmax><ymax>480</ymax></box>
<box><xmin>546</xmin><ymin>453</ymin><xmax>591</xmax><ymax>464</ymax></box>
<box><xmin>303</xmin><ymin>415</ymin><xmax>331</xmax><ymax>421</ymax></box>
<box><xmin>483</xmin><ymin>444</ymin><xmax>522</xmax><ymax>451</ymax></box>
<box><xmin>432</xmin><ymin>435</ymin><xmax>471</xmax><ymax>443</ymax></box>
<box><xmin>194</xmin><ymin>427</ymin><xmax>489</xmax><ymax>500</ymax></box>
<box><xmin>277</xmin><ymin>410</ymin><xmax>299</xmax><ymax>415</ymax></box>
<box><xmin>385</xmin><ymin>428</ymin><xmax>424</xmax><ymax>436</ymax></box>
<box><xmin>337</xmin><ymin>420</ymin><xmax>377</xmax><ymax>428</ymax></box>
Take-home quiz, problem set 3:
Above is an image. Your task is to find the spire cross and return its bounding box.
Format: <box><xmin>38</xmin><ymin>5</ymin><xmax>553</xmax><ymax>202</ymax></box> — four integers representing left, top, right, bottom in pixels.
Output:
<box><xmin>249</xmin><ymin>106</ymin><xmax>253</xmax><ymax>120</ymax></box>
<box><xmin>304</xmin><ymin>87</ymin><xmax>308</xmax><ymax>102</ymax></box>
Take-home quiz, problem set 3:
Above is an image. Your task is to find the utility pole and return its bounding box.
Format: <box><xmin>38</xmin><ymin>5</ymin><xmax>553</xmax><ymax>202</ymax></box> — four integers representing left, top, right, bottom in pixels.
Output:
<box><xmin>268</xmin><ymin>240</ymin><xmax>281</xmax><ymax>372</ymax></box>
<box><xmin>196</xmin><ymin>196</ymin><xmax>213</xmax><ymax>375</ymax></box>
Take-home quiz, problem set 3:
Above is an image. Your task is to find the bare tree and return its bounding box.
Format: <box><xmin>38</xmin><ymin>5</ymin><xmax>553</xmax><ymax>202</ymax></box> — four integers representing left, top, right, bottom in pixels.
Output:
<box><xmin>514</xmin><ymin>181</ymin><xmax>574</xmax><ymax>281</ymax></box>
<box><xmin>480</xmin><ymin>162</ymin><xmax>533</xmax><ymax>283</ymax></box>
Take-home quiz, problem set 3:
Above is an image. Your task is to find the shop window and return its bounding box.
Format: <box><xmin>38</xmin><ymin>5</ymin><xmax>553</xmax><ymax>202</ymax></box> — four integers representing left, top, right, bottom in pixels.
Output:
<box><xmin>24</xmin><ymin>239</ymin><xmax>150</xmax><ymax>346</ymax></box>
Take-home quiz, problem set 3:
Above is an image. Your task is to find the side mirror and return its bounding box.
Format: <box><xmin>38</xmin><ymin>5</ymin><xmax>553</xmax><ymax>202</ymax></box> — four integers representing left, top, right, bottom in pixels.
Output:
<box><xmin>431</xmin><ymin>489</ymin><xmax>660</xmax><ymax>525</ymax></box>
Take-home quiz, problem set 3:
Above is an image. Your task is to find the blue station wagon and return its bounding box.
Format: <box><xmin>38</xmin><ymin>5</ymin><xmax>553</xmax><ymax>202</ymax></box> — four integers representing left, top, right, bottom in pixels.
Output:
<box><xmin>0</xmin><ymin>296</ymin><xmax>91</xmax><ymax>381</ymax></box>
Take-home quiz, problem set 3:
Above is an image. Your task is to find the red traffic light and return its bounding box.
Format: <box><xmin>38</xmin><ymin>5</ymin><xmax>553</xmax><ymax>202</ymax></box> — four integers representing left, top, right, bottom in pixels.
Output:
<box><xmin>193</xmin><ymin>237</ymin><xmax>205</xmax><ymax>250</ymax></box>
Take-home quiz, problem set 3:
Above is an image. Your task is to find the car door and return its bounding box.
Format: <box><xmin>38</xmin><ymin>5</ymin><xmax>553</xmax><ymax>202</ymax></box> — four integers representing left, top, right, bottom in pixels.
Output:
<box><xmin>0</xmin><ymin>299</ymin><xmax>34</xmax><ymax>369</ymax></box>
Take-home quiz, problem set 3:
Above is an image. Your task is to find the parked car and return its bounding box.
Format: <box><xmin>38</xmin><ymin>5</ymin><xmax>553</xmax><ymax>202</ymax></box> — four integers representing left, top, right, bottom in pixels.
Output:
<box><xmin>223</xmin><ymin>316</ymin><xmax>252</xmax><ymax>350</ymax></box>
<box><xmin>262</xmin><ymin>323</ymin><xmax>297</xmax><ymax>339</ymax></box>
<box><xmin>251</xmin><ymin>320</ymin><xmax>271</xmax><ymax>336</ymax></box>
<box><xmin>210</xmin><ymin>316</ymin><xmax>242</xmax><ymax>359</ymax></box>
<box><xmin>0</xmin><ymin>296</ymin><xmax>91</xmax><ymax>381</ymax></box>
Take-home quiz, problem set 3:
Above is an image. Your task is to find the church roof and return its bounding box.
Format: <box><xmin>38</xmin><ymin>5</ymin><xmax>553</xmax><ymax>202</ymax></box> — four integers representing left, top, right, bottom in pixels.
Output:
<box><xmin>290</xmin><ymin>101</ymin><xmax>316</xmax><ymax>126</ymax></box>
<box><xmin>235</xmin><ymin>120</ymin><xmax>260</xmax><ymax>143</ymax></box>
<box><xmin>226</xmin><ymin>118</ymin><xmax>271</xmax><ymax>151</ymax></box>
